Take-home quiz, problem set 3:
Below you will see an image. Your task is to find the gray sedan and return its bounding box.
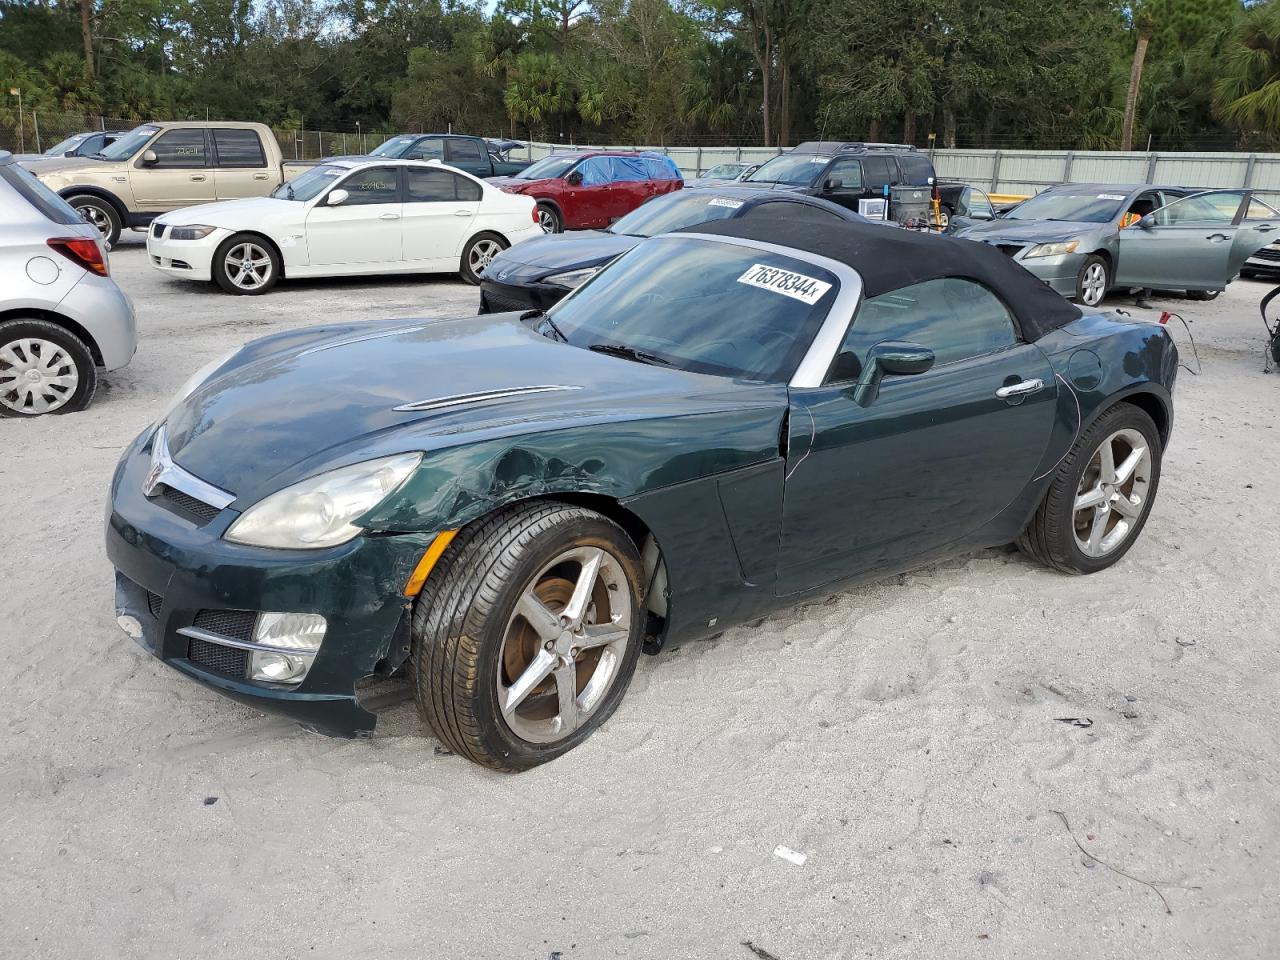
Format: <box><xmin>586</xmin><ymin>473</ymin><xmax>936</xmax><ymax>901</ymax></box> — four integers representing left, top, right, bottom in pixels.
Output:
<box><xmin>955</xmin><ymin>183</ymin><xmax>1278</xmax><ymax>306</ymax></box>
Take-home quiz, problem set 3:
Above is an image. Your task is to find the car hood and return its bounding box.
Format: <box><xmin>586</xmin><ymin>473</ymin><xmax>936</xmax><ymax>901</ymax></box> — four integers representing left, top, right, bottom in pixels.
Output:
<box><xmin>485</xmin><ymin>231</ymin><xmax>638</xmax><ymax>282</ymax></box>
<box><xmin>956</xmin><ymin>218</ymin><xmax>1102</xmax><ymax>244</ymax></box>
<box><xmin>20</xmin><ymin>156</ymin><xmax>113</xmax><ymax>175</ymax></box>
<box><xmin>164</xmin><ymin>314</ymin><xmax>783</xmax><ymax>502</ymax></box>
<box><xmin>157</xmin><ymin>196</ymin><xmax>295</xmax><ymax>227</ymax></box>
<box><xmin>488</xmin><ymin>176</ymin><xmax>554</xmax><ymax>193</ymax></box>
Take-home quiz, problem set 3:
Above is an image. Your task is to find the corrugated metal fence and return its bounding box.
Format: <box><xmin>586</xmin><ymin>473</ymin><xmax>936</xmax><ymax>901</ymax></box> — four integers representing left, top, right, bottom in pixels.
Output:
<box><xmin>525</xmin><ymin>141</ymin><xmax>1280</xmax><ymax>194</ymax></box>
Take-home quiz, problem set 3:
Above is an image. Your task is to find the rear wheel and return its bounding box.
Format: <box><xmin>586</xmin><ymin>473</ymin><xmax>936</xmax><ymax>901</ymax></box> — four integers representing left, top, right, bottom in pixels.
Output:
<box><xmin>1017</xmin><ymin>404</ymin><xmax>1161</xmax><ymax>574</ymax></box>
<box><xmin>213</xmin><ymin>234</ymin><xmax>280</xmax><ymax>295</ymax></box>
<box><xmin>1186</xmin><ymin>289</ymin><xmax>1220</xmax><ymax>301</ymax></box>
<box><xmin>536</xmin><ymin>203</ymin><xmax>562</xmax><ymax>234</ymax></box>
<box><xmin>1073</xmin><ymin>254</ymin><xmax>1109</xmax><ymax>307</ymax></box>
<box><xmin>67</xmin><ymin>194</ymin><xmax>121</xmax><ymax>248</ymax></box>
<box><xmin>0</xmin><ymin>318</ymin><xmax>97</xmax><ymax>417</ymax></box>
<box><xmin>412</xmin><ymin>502</ymin><xmax>645</xmax><ymax>771</ymax></box>
<box><xmin>460</xmin><ymin>232</ymin><xmax>508</xmax><ymax>285</ymax></box>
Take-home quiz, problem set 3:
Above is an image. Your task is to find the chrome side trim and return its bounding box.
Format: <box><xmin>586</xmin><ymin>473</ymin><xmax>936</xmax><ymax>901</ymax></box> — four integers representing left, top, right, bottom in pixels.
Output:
<box><xmin>393</xmin><ymin>385</ymin><xmax>582</xmax><ymax>413</ymax></box>
<box><xmin>177</xmin><ymin>626</ymin><xmax>286</xmax><ymax>655</ymax></box>
<box><xmin>297</xmin><ymin>324</ymin><xmax>428</xmax><ymax>357</ymax></box>
<box><xmin>672</xmin><ymin>233</ymin><xmax>865</xmax><ymax>389</ymax></box>
<box><xmin>143</xmin><ymin>426</ymin><xmax>236</xmax><ymax>510</ymax></box>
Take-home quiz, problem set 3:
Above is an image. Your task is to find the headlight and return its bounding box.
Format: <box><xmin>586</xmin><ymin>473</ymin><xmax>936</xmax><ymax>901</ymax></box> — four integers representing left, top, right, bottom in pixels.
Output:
<box><xmin>225</xmin><ymin>453</ymin><xmax>422</xmax><ymax>549</ymax></box>
<box><xmin>154</xmin><ymin>348</ymin><xmax>238</xmax><ymax>427</ymax></box>
<box><xmin>544</xmin><ymin>266</ymin><xmax>601</xmax><ymax>289</ymax></box>
<box><xmin>1024</xmin><ymin>240</ymin><xmax>1080</xmax><ymax>259</ymax></box>
<box><xmin>168</xmin><ymin>224</ymin><xmax>218</xmax><ymax>240</ymax></box>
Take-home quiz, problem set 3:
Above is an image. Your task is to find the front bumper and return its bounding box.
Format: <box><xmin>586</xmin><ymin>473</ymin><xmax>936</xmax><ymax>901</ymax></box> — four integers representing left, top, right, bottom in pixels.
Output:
<box><xmin>1004</xmin><ymin>249</ymin><xmax>1085</xmax><ymax>297</ymax></box>
<box><xmin>145</xmin><ymin>225</ymin><xmax>228</xmax><ymax>282</ymax></box>
<box><xmin>106</xmin><ymin>429</ymin><xmax>433</xmax><ymax>737</ymax></box>
<box><xmin>478</xmin><ymin>277</ymin><xmax>571</xmax><ymax>314</ymax></box>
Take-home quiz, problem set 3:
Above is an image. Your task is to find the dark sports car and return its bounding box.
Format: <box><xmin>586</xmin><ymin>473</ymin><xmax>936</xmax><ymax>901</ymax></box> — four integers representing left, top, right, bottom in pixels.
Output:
<box><xmin>107</xmin><ymin>219</ymin><xmax>1177</xmax><ymax>771</ymax></box>
<box><xmin>478</xmin><ymin>185</ymin><xmax>867</xmax><ymax>314</ymax></box>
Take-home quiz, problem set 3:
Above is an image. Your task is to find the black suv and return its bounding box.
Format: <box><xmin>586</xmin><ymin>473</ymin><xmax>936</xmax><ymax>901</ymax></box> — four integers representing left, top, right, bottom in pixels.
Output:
<box><xmin>738</xmin><ymin>141</ymin><xmax>935</xmax><ymax>215</ymax></box>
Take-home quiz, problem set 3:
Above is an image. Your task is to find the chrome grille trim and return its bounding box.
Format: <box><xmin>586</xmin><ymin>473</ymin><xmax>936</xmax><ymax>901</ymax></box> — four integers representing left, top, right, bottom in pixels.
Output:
<box><xmin>143</xmin><ymin>426</ymin><xmax>236</xmax><ymax>511</ymax></box>
<box><xmin>393</xmin><ymin>385</ymin><xmax>582</xmax><ymax>413</ymax></box>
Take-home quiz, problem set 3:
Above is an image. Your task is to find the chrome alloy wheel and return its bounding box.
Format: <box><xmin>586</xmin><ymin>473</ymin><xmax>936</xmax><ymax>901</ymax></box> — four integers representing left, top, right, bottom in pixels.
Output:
<box><xmin>78</xmin><ymin>204</ymin><xmax>111</xmax><ymax>237</ymax></box>
<box><xmin>497</xmin><ymin>545</ymin><xmax>633</xmax><ymax>744</ymax></box>
<box><xmin>469</xmin><ymin>238</ymin><xmax>503</xmax><ymax>275</ymax></box>
<box><xmin>224</xmin><ymin>242</ymin><xmax>273</xmax><ymax>291</ymax></box>
<box><xmin>1080</xmin><ymin>261</ymin><xmax>1107</xmax><ymax>306</ymax></box>
<box><xmin>537</xmin><ymin>208</ymin><xmax>557</xmax><ymax>233</ymax></box>
<box><xmin>1073</xmin><ymin>427</ymin><xmax>1152</xmax><ymax>558</ymax></box>
<box><xmin>0</xmin><ymin>337</ymin><xmax>80</xmax><ymax>414</ymax></box>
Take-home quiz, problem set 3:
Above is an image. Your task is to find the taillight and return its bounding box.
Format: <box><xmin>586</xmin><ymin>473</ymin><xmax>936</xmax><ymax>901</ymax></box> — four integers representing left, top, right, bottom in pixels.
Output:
<box><xmin>531</xmin><ymin>205</ymin><xmax>539</xmax><ymax>223</ymax></box>
<box><xmin>47</xmin><ymin>237</ymin><xmax>109</xmax><ymax>277</ymax></box>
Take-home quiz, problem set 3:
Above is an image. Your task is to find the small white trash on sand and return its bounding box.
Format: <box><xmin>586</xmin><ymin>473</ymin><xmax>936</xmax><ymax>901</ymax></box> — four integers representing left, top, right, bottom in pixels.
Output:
<box><xmin>773</xmin><ymin>845</ymin><xmax>807</xmax><ymax>866</ymax></box>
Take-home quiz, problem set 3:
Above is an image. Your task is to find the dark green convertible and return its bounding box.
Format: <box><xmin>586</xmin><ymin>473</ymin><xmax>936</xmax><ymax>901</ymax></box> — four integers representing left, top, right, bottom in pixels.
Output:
<box><xmin>107</xmin><ymin>219</ymin><xmax>1177</xmax><ymax>771</ymax></box>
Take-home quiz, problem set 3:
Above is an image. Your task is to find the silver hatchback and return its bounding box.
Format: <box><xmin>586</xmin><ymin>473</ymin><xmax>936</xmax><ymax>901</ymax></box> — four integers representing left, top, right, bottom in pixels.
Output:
<box><xmin>0</xmin><ymin>150</ymin><xmax>136</xmax><ymax>416</ymax></box>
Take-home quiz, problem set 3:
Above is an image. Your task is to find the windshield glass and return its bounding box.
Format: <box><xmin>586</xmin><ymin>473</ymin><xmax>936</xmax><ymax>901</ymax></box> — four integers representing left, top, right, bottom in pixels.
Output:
<box><xmin>1006</xmin><ymin>190</ymin><xmax>1128</xmax><ymax>223</ymax></box>
<box><xmin>96</xmin><ymin>124</ymin><xmax>160</xmax><ymax>161</ymax></box>
<box><xmin>702</xmin><ymin>163</ymin><xmax>745</xmax><ymax>179</ymax></box>
<box><xmin>272</xmin><ymin>164</ymin><xmax>345</xmax><ymax>200</ymax></box>
<box><xmin>517</xmin><ymin>155</ymin><xmax>579</xmax><ymax>180</ymax></box>
<box><xmin>370</xmin><ymin>135</ymin><xmax>417</xmax><ymax>158</ymax></box>
<box><xmin>545</xmin><ymin>236</ymin><xmax>837</xmax><ymax>381</ymax></box>
<box><xmin>746</xmin><ymin>153</ymin><xmax>829</xmax><ymax>186</ymax></box>
<box><xmin>610</xmin><ymin>191</ymin><xmax>747</xmax><ymax>237</ymax></box>
<box><xmin>45</xmin><ymin>134</ymin><xmax>87</xmax><ymax>156</ymax></box>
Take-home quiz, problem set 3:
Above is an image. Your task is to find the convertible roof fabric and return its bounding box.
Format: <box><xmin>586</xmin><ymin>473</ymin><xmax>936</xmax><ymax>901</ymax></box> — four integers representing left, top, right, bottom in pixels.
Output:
<box><xmin>679</xmin><ymin>218</ymin><xmax>1083</xmax><ymax>340</ymax></box>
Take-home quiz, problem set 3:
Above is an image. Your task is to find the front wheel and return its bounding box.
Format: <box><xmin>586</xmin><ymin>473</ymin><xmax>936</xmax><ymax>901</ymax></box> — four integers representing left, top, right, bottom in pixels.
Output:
<box><xmin>1017</xmin><ymin>403</ymin><xmax>1162</xmax><ymax>574</ymax></box>
<box><xmin>1186</xmin><ymin>289</ymin><xmax>1220</xmax><ymax>301</ymax></box>
<box><xmin>460</xmin><ymin>232</ymin><xmax>509</xmax><ymax>285</ymax></box>
<box><xmin>212</xmin><ymin>234</ymin><xmax>280</xmax><ymax>295</ymax></box>
<box><xmin>536</xmin><ymin>203</ymin><xmax>563</xmax><ymax>234</ymax></box>
<box><xmin>67</xmin><ymin>194</ymin><xmax>121</xmax><ymax>248</ymax></box>
<box><xmin>1073</xmin><ymin>254</ymin><xmax>1109</xmax><ymax>307</ymax></box>
<box><xmin>0</xmin><ymin>318</ymin><xmax>98</xmax><ymax>416</ymax></box>
<box><xmin>412</xmin><ymin>502</ymin><xmax>645</xmax><ymax>771</ymax></box>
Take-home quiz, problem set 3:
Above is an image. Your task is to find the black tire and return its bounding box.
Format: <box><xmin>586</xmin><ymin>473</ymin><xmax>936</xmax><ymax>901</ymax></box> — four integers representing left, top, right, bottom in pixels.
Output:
<box><xmin>1072</xmin><ymin>254</ymin><xmax>1109</xmax><ymax>307</ymax></box>
<box><xmin>412</xmin><ymin>501</ymin><xmax>645</xmax><ymax>772</ymax></box>
<box><xmin>1017</xmin><ymin>403</ymin><xmax>1162</xmax><ymax>574</ymax></box>
<box><xmin>212</xmin><ymin>233</ymin><xmax>281</xmax><ymax>295</ymax></box>
<box><xmin>459</xmin><ymin>232</ymin><xmax>509</xmax><ymax>285</ymax></box>
<box><xmin>0</xmin><ymin>318</ymin><xmax>98</xmax><ymax>417</ymax></box>
<box><xmin>67</xmin><ymin>194</ymin><xmax>121</xmax><ymax>248</ymax></box>
<box><xmin>1186</xmin><ymin>289</ymin><xmax>1220</xmax><ymax>301</ymax></box>
<box><xmin>536</xmin><ymin>202</ymin><xmax>563</xmax><ymax>234</ymax></box>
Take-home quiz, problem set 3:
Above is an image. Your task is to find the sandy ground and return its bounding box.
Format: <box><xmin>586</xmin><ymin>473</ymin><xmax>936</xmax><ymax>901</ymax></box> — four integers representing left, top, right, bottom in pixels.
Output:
<box><xmin>2</xmin><ymin>235</ymin><xmax>1279</xmax><ymax>960</ymax></box>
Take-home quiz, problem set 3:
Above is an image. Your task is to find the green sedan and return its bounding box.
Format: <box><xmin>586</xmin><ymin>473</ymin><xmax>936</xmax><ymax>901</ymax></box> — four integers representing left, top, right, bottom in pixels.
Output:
<box><xmin>107</xmin><ymin>218</ymin><xmax>1178</xmax><ymax>771</ymax></box>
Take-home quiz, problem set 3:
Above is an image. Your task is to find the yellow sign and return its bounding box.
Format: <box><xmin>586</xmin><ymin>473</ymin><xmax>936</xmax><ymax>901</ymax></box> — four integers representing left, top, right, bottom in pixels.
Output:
<box><xmin>8</xmin><ymin>88</ymin><xmax>18</xmax><ymax>96</ymax></box>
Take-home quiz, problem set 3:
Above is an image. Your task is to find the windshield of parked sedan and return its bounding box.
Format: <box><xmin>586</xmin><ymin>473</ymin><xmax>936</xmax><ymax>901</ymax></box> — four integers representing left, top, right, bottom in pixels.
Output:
<box><xmin>370</xmin><ymin>135</ymin><xmax>417</xmax><ymax>158</ymax></box>
<box><xmin>45</xmin><ymin>134</ymin><xmax>88</xmax><ymax>156</ymax></box>
<box><xmin>701</xmin><ymin>163</ymin><xmax>746</xmax><ymax>179</ymax></box>
<box><xmin>516</xmin><ymin>155</ymin><xmax>580</xmax><ymax>180</ymax></box>
<box><xmin>745</xmin><ymin>153</ymin><xmax>829</xmax><ymax>186</ymax></box>
<box><xmin>609</xmin><ymin>191</ymin><xmax>748</xmax><ymax>237</ymax></box>
<box><xmin>544</xmin><ymin>237</ymin><xmax>838</xmax><ymax>381</ymax></box>
<box><xmin>1005</xmin><ymin>190</ymin><xmax>1128</xmax><ymax>223</ymax></box>
<box><xmin>272</xmin><ymin>164</ymin><xmax>345</xmax><ymax>200</ymax></box>
<box><xmin>95</xmin><ymin>124</ymin><xmax>160</xmax><ymax>161</ymax></box>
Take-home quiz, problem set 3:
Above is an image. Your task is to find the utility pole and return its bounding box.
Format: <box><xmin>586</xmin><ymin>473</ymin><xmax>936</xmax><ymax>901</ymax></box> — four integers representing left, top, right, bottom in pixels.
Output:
<box><xmin>9</xmin><ymin>88</ymin><xmax>23</xmax><ymax>153</ymax></box>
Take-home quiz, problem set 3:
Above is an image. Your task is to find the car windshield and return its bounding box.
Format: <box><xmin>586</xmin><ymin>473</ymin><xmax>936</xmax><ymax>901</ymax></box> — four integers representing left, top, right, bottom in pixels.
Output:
<box><xmin>545</xmin><ymin>236</ymin><xmax>837</xmax><ymax>382</ymax></box>
<box><xmin>95</xmin><ymin>124</ymin><xmax>160</xmax><ymax>160</ymax></box>
<box><xmin>516</xmin><ymin>155</ymin><xmax>579</xmax><ymax>180</ymax></box>
<box><xmin>1006</xmin><ymin>190</ymin><xmax>1129</xmax><ymax>223</ymax></box>
<box><xmin>272</xmin><ymin>164</ymin><xmax>345</xmax><ymax>200</ymax></box>
<box><xmin>370</xmin><ymin>136</ymin><xmax>417</xmax><ymax>158</ymax></box>
<box><xmin>746</xmin><ymin>153</ymin><xmax>829</xmax><ymax>186</ymax></box>
<box><xmin>702</xmin><ymin>163</ymin><xmax>745</xmax><ymax>179</ymax></box>
<box><xmin>609</xmin><ymin>191</ymin><xmax>748</xmax><ymax>237</ymax></box>
<box><xmin>45</xmin><ymin>134</ymin><xmax>87</xmax><ymax>156</ymax></box>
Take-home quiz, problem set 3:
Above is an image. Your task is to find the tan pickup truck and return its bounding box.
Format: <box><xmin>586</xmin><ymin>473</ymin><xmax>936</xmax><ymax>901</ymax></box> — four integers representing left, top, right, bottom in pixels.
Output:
<box><xmin>25</xmin><ymin>121</ymin><xmax>309</xmax><ymax>246</ymax></box>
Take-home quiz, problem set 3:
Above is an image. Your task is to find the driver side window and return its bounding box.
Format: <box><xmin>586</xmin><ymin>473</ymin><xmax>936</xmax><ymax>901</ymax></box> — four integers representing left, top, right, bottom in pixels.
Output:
<box><xmin>825</xmin><ymin>159</ymin><xmax>863</xmax><ymax>192</ymax></box>
<box><xmin>826</xmin><ymin>277</ymin><xmax>1017</xmax><ymax>383</ymax></box>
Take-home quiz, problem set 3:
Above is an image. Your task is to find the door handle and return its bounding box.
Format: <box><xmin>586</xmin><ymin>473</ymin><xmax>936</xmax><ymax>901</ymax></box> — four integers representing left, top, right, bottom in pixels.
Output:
<box><xmin>189</xmin><ymin>175</ymin><xmax>206</xmax><ymax>182</ymax></box>
<box><xmin>453</xmin><ymin>210</ymin><xmax>472</xmax><ymax>217</ymax></box>
<box><xmin>253</xmin><ymin>173</ymin><xmax>270</xmax><ymax>180</ymax></box>
<box><xmin>379</xmin><ymin>213</ymin><xmax>400</xmax><ymax>220</ymax></box>
<box><xmin>995</xmin><ymin>378</ymin><xmax>1044</xmax><ymax>400</ymax></box>
<box><xmin>1206</xmin><ymin>233</ymin><xmax>1229</xmax><ymax>242</ymax></box>
<box><xmin>1255</xmin><ymin>223</ymin><xmax>1275</xmax><ymax>232</ymax></box>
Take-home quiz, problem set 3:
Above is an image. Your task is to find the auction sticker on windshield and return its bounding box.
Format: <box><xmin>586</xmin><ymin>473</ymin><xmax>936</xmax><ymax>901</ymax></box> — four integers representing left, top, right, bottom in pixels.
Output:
<box><xmin>737</xmin><ymin>263</ymin><xmax>832</xmax><ymax>304</ymax></box>
<box><xmin>708</xmin><ymin>198</ymin><xmax>744</xmax><ymax>208</ymax></box>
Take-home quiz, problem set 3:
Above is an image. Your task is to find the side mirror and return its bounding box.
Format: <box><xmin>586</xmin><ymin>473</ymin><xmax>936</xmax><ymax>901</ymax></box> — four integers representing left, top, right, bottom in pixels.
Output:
<box><xmin>566</xmin><ymin>171</ymin><xmax>584</xmax><ymax>186</ymax></box>
<box><xmin>852</xmin><ymin>340</ymin><xmax>935</xmax><ymax>407</ymax></box>
<box><xmin>141</xmin><ymin>149</ymin><xmax>158</xmax><ymax>164</ymax></box>
<box><xmin>326</xmin><ymin>188</ymin><xmax>349</xmax><ymax>206</ymax></box>
<box><xmin>824</xmin><ymin>177</ymin><xmax>843</xmax><ymax>192</ymax></box>
<box><xmin>1137</xmin><ymin>215</ymin><xmax>1155</xmax><ymax>230</ymax></box>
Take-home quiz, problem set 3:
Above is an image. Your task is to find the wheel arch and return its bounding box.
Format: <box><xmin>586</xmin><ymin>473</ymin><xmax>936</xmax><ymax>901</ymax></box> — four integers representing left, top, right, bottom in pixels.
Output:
<box><xmin>1079</xmin><ymin>384</ymin><xmax>1171</xmax><ymax>448</ymax></box>
<box><xmin>0</xmin><ymin>307</ymin><xmax>104</xmax><ymax>365</ymax></box>
<box><xmin>533</xmin><ymin>196</ymin><xmax>564</xmax><ymax>219</ymax></box>
<box><xmin>217</xmin><ymin>230</ymin><xmax>288</xmax><ymax>279</ymax></box>
<box><xmin>58</xmin><ymin>186</ymin><xmax>127</xmax><ymax>222</ymax></box>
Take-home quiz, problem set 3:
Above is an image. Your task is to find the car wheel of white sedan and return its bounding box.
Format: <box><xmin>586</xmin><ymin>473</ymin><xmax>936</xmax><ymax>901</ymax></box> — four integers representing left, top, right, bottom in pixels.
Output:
<box><xmin>213</xmin><ymin>233</ymin><xmax>281</xmax><ymax>295</ymax></box>
<box><xmin>460</xmin><ymin>232</ymin><xmax>509</xmax><ymax>285</ymax></box>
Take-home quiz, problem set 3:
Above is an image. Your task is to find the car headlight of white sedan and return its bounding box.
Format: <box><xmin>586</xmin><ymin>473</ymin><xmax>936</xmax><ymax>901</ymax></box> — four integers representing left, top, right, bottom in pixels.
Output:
<box><xmin>225</xmin><ymin>453</ymin><xmax>423</xmax><ymax>549</ymax></box>
<box><xmin>167</xmin><ymin>224</ymin><xmax>219</xmax><ymax>240</ymax></box>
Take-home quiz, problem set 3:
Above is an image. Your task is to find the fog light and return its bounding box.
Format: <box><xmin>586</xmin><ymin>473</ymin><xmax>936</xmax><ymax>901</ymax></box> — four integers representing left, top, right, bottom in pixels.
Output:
<box><xmin>254</xmin><ymin>612</ymin><xmax>326</xmax><ymax>651</ymax></box>
<box><xmin>250</xmin><ymin>649</ymin><xmax>315</xmax><ymax>684</ymax></box>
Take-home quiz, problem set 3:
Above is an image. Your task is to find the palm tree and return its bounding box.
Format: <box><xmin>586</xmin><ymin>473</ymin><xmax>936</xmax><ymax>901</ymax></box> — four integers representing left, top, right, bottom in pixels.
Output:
<box><xmin>1121</xmin><ymin>4</ymin><xmax>1155</xmax><ymax>150</ymax></box>
<box><xmin>1214</xmin><ymin>1</ymin><xmax>1280</xmax><ymax>145</ymax></box>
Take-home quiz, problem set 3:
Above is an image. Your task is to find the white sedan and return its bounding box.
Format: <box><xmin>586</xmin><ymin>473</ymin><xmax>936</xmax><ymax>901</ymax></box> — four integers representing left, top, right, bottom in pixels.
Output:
<box><xmin>146</xmin><ymin>159</ymin><xmax>542</xmax><ymax>294</ymax></box>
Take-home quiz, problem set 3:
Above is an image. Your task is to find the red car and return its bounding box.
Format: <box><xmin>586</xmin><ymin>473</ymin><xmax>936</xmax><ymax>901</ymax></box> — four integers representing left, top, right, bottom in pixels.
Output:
<box><xmin>489</xmin><ymin>150</ymin><xmax>683</xmax><ymax>233</ymax></box>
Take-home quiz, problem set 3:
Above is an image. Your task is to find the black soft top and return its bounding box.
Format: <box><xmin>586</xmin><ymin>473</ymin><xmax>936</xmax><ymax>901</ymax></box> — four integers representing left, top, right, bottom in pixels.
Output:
<box><xmin>679</xmin><ymin>218</ymin><xmax>1082</xmax><ymax>341</ymax></box>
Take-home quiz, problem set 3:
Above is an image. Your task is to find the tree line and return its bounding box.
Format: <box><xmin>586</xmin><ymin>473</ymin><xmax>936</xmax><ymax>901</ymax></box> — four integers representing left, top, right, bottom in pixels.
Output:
<box><xmin>3</xmin><ymin>0</ymin><xmax>1280</xmax><ymax>150</ymax></box>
